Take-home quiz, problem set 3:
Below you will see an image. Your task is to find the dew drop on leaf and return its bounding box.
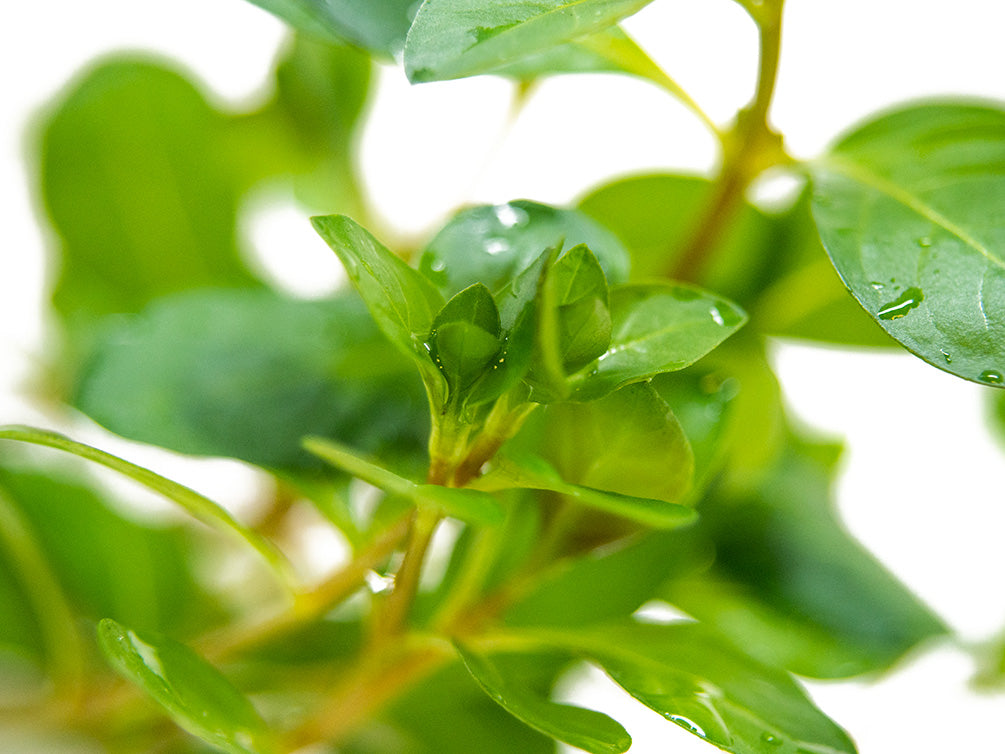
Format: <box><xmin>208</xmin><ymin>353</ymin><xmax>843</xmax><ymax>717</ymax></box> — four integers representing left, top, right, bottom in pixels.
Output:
<box><xmin>940</xmin><ymin>349</ymin><xmax>952</xmax><ymax>363</ymax></box>
<box><xmin>978</xmin><ymin>369</ymin><xmax>1004</xmax><ymax>385</ymax></box>
<box><xmin>668</xmin><ymin>716</ymin><xmax>706</xmax><ymax>738</ymax></box>
<box><xmin>877</xmin><ymin>287</ymin><xmax>923</xmax><ymax>320</ymax></box>
<box><xmin>761</xmin><ymin>732</ymin><xmax>783</xmax><ymax>746</ymax></box>
<box><xmin>917</xmin><ymin>236</ymin><xmax>933</xmax><ymax>248</ymax></box>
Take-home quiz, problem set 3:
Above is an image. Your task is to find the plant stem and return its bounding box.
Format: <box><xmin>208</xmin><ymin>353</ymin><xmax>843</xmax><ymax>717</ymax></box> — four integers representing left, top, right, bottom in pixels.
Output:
<box><xmin>668</xmin><ymin>0</ymin><xmax>789</xmax><ymax>282</ymax></box>
<box><xmin>374</xmin><ymin>506</ymin><xmax>442</xmax><ymax>641</ymax></box>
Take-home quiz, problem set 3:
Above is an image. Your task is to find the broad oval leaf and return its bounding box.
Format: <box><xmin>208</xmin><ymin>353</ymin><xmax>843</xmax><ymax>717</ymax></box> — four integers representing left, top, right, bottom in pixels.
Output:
<box><xmin>244</xmin><ymin>0</ymin><xmax>418</xmax><ymax>57</ymax></box>
<box><xmin>456</xmin><ymin>644</ymin><xmax>631</xmax><ymax>754</ymax></box>
<box><xmin>570</xmin><ymin>283</ymin><xmax>746</xmax><ymax>400</ymax></box>
<box><xmin>430</xmin><ymin>284</ymin><xmax>504</xmax><ymax>399</ymax></box>
<box><xmin>311</xmin><ymin>215</ymin><xmax>446</xmax><ymax>368</ymax></box>
<box><xmin>73</xmin><ymin>290</ymin><xmax>428</xmax><ymax>470</ymax></box>
<box><xmin>98</xmin><ymin>619</ymin><xmax>274</xmax><ymax>754</ymax></box>
<box><xmin>418</xmin><ymin>201</ymin><xmax>630</xmax><ymax>297</ymax></box>
<box><xmin>0</xmin><ymin>426</ymin><xmax>296</xmax><ymax>590</ymax></box>
<box><xmin>404</xmin><ymin>0</ymin><xmax>656</xmax><ymax>83</ymax></box>
<box><xmin>550</xmin><ymin>244</ymin><xmax>612</xmax><ymax>373</ymax></box>
<box><xmin>810</xmin><ymin>101</ymin><xmax>1005</xmax><ymax>385</ymax></box>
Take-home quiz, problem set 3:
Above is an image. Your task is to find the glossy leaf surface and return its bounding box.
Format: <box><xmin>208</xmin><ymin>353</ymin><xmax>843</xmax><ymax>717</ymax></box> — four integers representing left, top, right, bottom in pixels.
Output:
<box><xmin>0</xmin><ymin>426</ymin><xmax>295</xmax><ymax>588</ymax></box>
<box><xmin>74</xmin><ymin>290</ymin><xmax>428</xmax><ymax>470</ymax></box>
<box><xmin>587</xmin><ymin>622</ymin><xmax>857</xmax><ymax>754</ymax></box>
<box><xmin>430</xmin><ymin>284</ymin><xmax>504</xmax><ymax>401</ymax></box>
<box><xmin>811</xmin><ymin>101</ymin><xmax>1005</xmax><ymax>384</ymax></box>
<box><xmin>98</xmin><ymin>619</ymin><xmax>274</xmax><ymax>754</ymax></box>
<box><xmin>569</xmin><ymin>283</ymin><xmax>746</xmax><ymax>400</ymax></box>
<box><xmin>244</xmin><ymin>0</ymin><xmax>417</xmax><ymax>57</ymax></box>
<box><xmin>404</xmin><ymin>0</ymin><xmax>656</xmax><ymax>82</ymax></box>
<box><xmin>312</xmin><ymin>215</ymin><xmax>446</xmax><ymax>367</ymax></box>
<box><xmin>550</xmin><ymin>244</ymin><xmax>612</xmax><ymax>373</ymax></box>
<box><xmin>303</xmin><ymin>436</ymin><xmax>504</xmax><ymax>525</ymax></box>
<box><xmin>39</xmin><ymin>60</ymin><xmax>260</xmax><ymax>331</ymax></box>
<box><xmin>418</xmin><ymin>201</ymin><xmax>629</xmax><ymax>297</ymax></box>
<box><xmin>456</xmin><ymin>644</ymin><xmax>631</xmax><ymax>754</ymax></box>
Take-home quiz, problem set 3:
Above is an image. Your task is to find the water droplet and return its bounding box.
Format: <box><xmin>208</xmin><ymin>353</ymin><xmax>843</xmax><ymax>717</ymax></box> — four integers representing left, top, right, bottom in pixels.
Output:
<box><xmin>869</xmin><ymin>281</ymin><xmax>885</xmax><ymax>291</ymax></box>
<box><xmin>761</xmin><ymin>733</ymin><xmax>783</xmax><ymax>747</ymax></box>
<box><xmin>940</xmin><ymin>349</ymin><xmax>952</xmax><ymax>363</ymax></box>
<box><xmin>709</xmin><ymin>306</ymin><xmax>725</xmax><ymax>326</ymax></box>
<box><xmin>877</xmin><ymin>286</ymin><xmax>924</xmax><ymax>320</ymax></box>
<box><xmin>485</xmin><ymin>238</ymin><xmax>510</xmax><ymax>255</ymax></box>
<box><xmin>493</xmin><ymin>203</ymin><xmax>529</xmax><ymax>228</ymax></box>
<box><xmin>668</xmin><ymin>716</ymin><xmax>706</xmax><ymax>738</ymax></box>
<box><xmin>365</xmin><ymin>570</ymin><xmax>395</xmax><ymax>594</ymax></box>
<box><xmin>431</xmin><ymin>259</ymin><xmax>446</xmax><ymax>272</ymax></box>
<box><xmin>979</xmin><ymin>369</ymin><xmax>1004</xmax><ymax>385</ymax></box>
<box><xmin>917</xmin><ymin>236</ymin><xmax>933</xmax><ymax>247</ymax></box>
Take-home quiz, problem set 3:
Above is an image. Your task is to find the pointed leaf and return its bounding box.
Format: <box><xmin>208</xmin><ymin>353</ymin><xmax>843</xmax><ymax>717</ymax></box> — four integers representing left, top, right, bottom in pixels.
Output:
<box><xmin>0</xmin><ymin>426</ymin><xmax>295</xmax><ymax>589</ymax></box>
<box><xmin>404</xmin><ymin>0</ymin><xmax>656</xmax><ymax>83</ymax></box>
<box><xmin>584</xmin><ymin>622</ymin><xmax>857</xmax><ymax>754</ymax></box>
<box><xmin>311</xmin><ymin>215</ymin><xmax>446</xmax><ymax>366</ymax></box>
<box><xmin>303</xmin><ymin>436</ymin><xmax>504</xmax><ymax>526</ymax></box>
<box><xmin>570</xmin><ymin>283</ymin><xmax>746</xmax><ymax>400</ymax></box>
<box><xmin>430</xmin><ymin>284</ymin><xmax>504</xmax><ymax>399</ymax></box>
<box><xmin>98</xmin><ymin>619</ymin><xmax>274</xmax><ymax>754</ymax></box>
<box><xmin>456</xmin><ymin>644</ymin><xmax>631</xmax><ymax>754</ymax></box>
<box><xmin>419</xmin><ymin>201</ymin><xmax>629</xmax><ymax>297</ymax></box>
<box><xmin>550</xmin><ymin>244</ymin><xmax>612</xmax><ymax>373</ymax></box>
<box><xmin>244</xmin><ymin>0</ymin><xmax>418</xmax><ymax>57</ymax></box>
<box><xmin>810</xmin><ymin>101</ymin><xmax>1005</xmax><ymax>385</ymax></box>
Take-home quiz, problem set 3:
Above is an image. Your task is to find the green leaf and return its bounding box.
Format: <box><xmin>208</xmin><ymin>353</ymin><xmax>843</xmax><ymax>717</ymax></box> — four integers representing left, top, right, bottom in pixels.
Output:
<box><xmin>810</xmin><ymin>100</ymin><xmax>1005</xmax><ymax>385</ymax></box>
<box><xmin>73</xmin><ymin>289</ymin><xmax>428</xmax><ymax>470</ymax></box>
<box><xmin>505</xmin><ymin>529</ymin><xmax>708</xmax><ymax>627</ymax></box>
<box><xmin>0</xmin><ymin>464</ymin><xmax>210</xmax><ymax>639</ymax></box>
<box><xmin>544</xmin><ymin>382</ymin><xmax>695</xmax><ymax>504</ymax></box>
<box><xmin>38</xmin><ymin>59</ymin><xmax>261</xmax><ymax>333</ymax></box>
<box><xmin>666</xmin><ymin>427</ymin><xmax>946</xmax><ymax>678</ymax></box>
<box><xmin>0</xmin><ymin>426</ymin><xmax>296</xmax><ymax>590</ymax></box>
<box><xmin>311</xmin><ymin>215</ymin><xmax>446</xmax><ymax>371</ymax></box>
<box><xmin>404</xmin><ymin>0</ymin><xmax>656</xmax><ymax>83</ymax></box>
<box><xmin>550</xmin><ymin>244</ymin><xmax>612</xmax><ymax>374</ymax></box>
<box><xmin>582</xmin><ymin>622</ymin><xmax>857</xmax><ymax>754</ymax></box>
<box><xmin>569</xmin><ymin>283</ymin><xmax>746</xmax><ymax>400</ymax></box>
<box><xmin>456</xmin><ymin>644</ymin><xmax>631</xmax><ymax>754</ymax></box>
<box><xmin>244</xmin><ymin>0</ymin><xmax>418</xmax><ymax>57</ymax></box>
<box><xmin>476</xmin><ymin>453</ymin><xmax>695</xmax><ymax>529</ymax></box>
<box><xmin>303</xmin><ymin>436</ymin><xmax>504</xmax><ymax>526</ymax></box>
<box><xmin>430</xmin><ymin>284</ymin><xmax>504</xmax><ymax>400</ymax></box>
<box><xmin>344</xmin><ymin>661</ymin><xmax>556</xmax><ymax>754</ymax></box>
<box><xmin>419</xmin><ymin>201</ymin><xmax>630</xmax><ymax>297</ymax></box>
<box><xmin>97</xmin><ymin>619</ymin><xmax>274</xmax><ymax>754</ymax></box>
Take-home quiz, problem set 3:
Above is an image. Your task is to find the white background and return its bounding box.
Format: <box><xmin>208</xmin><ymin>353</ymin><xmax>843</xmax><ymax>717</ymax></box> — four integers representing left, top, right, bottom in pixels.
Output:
<box><xmin>3</xmin><ymin>1</ymin><xmax>1005</xmax><ymax>752</ymax></box>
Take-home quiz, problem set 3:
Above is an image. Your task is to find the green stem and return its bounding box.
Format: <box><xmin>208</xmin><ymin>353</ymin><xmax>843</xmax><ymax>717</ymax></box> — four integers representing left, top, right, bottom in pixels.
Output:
<box><xmin>668</xmin><ymin>0</ymin><xmax>789</xmax><ymax>282</ymax></box>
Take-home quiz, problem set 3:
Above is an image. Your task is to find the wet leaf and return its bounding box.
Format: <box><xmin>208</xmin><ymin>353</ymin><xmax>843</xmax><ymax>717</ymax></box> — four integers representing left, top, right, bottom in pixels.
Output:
<box><xmin>98</xmin><ymin>619</ymin><xmax>274</xmax><ymax>754</ymax></box>
<box><xmin>419</xmin><ymin>201</ymin><xmax>629</xmax><ymax>297</ymax></box>
<box><xmin>810</xmin><ymin>101</ymin><xmax>1005</xmax><ymax>385</ymax></box>
<box><xmin>569</xmin><ymin>283</ymin><xmax>746</xmax><ymax>400</ymax></box>
<box><xmin>456</xmin><ymin>644</ymin><xmax>631</xmax><ymax>754</ymax></box>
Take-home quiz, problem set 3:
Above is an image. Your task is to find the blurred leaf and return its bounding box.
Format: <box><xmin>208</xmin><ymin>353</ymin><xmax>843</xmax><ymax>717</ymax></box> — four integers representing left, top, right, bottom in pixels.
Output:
<box><xmin>810</xmin><ymin>100</ymin><xmax>1005</xmax><ymax>384</ymax></box>
<box><xmin>244</xmin><ymin>0</ymin><xmax>418</xmax><ymax>57</ymax></box>
<box><xmin>0</xmin><ymin>464</ymin><xmax>210</xmax><ymax>639</ymax></box>
<box><xmin>404</xmin><ymin>0</ymin><xmax>655</xmax><ymax>83</ymax></box>
<box><xmin>456</xmin><ymin>644</ymin><xmax>631</xmax><ymax>754</ymax></box>
<box><xmin>304</xmin><ymin>437</ymin><xmax>505</xmax><ymax>526</ymax></box>
<box><xmin>344</xmin><ymin>661</ymin><xmax>556</xmax><ymax>754</ymax></box>
<box><xmin>582</xmin><ymin>622</ymin><xmax>857</xmax><ymax>754</ymax></box>
<box><xmin>39</xmin><ymin>59</ymin><xmax>261</xmax><ymax>333</ymax></box>
<box><xmin>0</xmin><ymin>426</ymin><xmax>296</xmax><ymax>590</ymax></box>
<box><xmin>419</xmin><ymin>201</ymin><xmax>630</xmax><ymax>297</ymax></box>
<box><xmin>505</xmin><ymin>529</ymin><xmax>709</xmax><ymax>628</ymax></box>
<box><xmin>73</xmin><ymin>289</ymin><xmax>428</xmax><ymax>470</ymax></box>
<box><xmin>98</xmin><ymin>619</ymin><xmax>275</xmax><ymax>754</ymax></box>
<box><xmin>666</xmin><ymin>429</ymin><xmax>947</xmax><ymax>678</ymax></box>
<box><xmin>311</xmin><ymin>215</ymin><xmax>446</xmax><ymax>379</ymax></box>
<box><xmin>569</xmin><ymin>283</ymin><xmax>746</xmax><ymax>400</ymax></box>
